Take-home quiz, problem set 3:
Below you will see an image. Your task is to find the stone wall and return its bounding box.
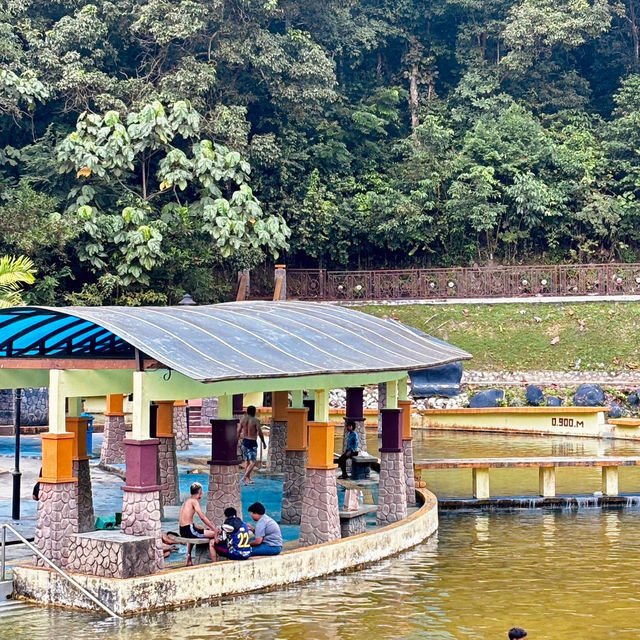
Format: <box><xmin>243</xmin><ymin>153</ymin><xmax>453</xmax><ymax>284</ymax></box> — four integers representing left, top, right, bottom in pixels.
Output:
<box><xmin>66</xmin><ymin>531</ymin><xmax>161</xmax><ymax>578</ymax></box>
<box><xmin>14</xmin><ymin>489</ymin><xmax>438</xmax><ymax>615</ymax></box>
<box><xmin>34</xmin><ymin>481</ymin><xmax>78</xmax><ymax>568</ymax></box>
<box><xmin>0</xmin><ymin>388</ymin><xmax>48</xmax><ymax>426</ymax></box>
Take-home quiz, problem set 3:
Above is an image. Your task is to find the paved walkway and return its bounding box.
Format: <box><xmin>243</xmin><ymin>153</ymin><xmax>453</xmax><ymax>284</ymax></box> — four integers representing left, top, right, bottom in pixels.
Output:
<box><xmin>0</xmin><ymin>434</ymin><xmax>298</xmax><ymax>571</ymax></box>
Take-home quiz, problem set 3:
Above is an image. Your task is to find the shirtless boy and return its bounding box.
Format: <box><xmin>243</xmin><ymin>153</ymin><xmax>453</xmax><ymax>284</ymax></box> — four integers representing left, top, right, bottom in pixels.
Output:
<box><xmin>237</xmin><ymin>405</ymin><xmax>266</xmax><ymax>485</ymax></box>
<box><xmin>178</xmin><ymin>482</ymin><xmax>219</xmax><ymax>565</ymax></box>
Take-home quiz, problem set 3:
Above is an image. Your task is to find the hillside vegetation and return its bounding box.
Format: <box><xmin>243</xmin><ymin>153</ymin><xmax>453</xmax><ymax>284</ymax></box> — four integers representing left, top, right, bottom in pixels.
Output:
<box><xmin>4</xmin><ymin>2</ymin><xmax>640</xmax><ymax>305</ymax></box>
<box><xmin>360</xmin><ymin>301</ymin><xmax>640</xmax><ymax>371</ymax></box>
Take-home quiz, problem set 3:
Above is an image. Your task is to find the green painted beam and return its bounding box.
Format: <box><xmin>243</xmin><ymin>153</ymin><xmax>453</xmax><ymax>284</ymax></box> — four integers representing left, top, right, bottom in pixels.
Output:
<box><xmin>0</xmin><ymin>370</ymin><xmax>49</xmax><ymax>390</ymax></box>
<box><xmin>54</xmin><ymin>369</ymin><xmax>135</xmax><ymax>397</ymax></box>
<box><xmin>137</xmin><ymin>369</ymin><xmax>409</xmax><ymax>402</ymax></box>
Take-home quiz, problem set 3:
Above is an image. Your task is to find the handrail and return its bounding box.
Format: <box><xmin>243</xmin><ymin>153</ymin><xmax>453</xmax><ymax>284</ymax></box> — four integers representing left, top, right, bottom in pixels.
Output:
<box><xmin>0</xmin><ymin>523</ymin><xmax>122</xmax><ymax>619</ymax></box>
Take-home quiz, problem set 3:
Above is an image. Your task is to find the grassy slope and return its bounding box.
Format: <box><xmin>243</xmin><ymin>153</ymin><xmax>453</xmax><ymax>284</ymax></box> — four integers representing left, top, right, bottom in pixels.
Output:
<box><xmin>358</xmin><ymin>301</ymin><xmax>640</xmax><ymax>371</ymax></box>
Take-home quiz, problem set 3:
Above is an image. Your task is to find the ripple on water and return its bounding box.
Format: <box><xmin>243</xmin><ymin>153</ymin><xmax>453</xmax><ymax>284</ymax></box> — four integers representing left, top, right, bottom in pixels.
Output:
<box><xmin>5</xmin><ymin>508</ymin><xmax>640</xmax><ymax>639</ymax></box>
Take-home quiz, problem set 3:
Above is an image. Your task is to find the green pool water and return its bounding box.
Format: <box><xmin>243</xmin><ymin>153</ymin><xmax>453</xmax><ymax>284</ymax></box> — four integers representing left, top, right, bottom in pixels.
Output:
<box><xmin>5</xmin><ymin>429</ymin><xmax>640</xmax><ymax>639</ymax></box>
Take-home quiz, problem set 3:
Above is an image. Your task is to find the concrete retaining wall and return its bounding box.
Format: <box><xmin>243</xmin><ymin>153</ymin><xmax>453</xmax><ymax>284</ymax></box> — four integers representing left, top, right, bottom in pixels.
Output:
<box><xmin>13</xmin><ymin>489</ymin><xmax>437</xmax><ymax>616</ymax></box>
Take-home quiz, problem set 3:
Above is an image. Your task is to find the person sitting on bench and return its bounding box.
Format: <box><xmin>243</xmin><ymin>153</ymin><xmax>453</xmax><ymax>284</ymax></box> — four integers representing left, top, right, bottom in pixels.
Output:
<box><xmin>214</xmin><ymin>507</ymin><xmax>252</xmax><ymax>560</ymax></box>
<box><xmin>337</xmin><ymin>420</ymin><xmax>359</xmax><ymax>479</ymax></box>
<box><xmin>178</xmin><ymin>482</ymin><xmax>219</xmax><ymax>565</ymax></box>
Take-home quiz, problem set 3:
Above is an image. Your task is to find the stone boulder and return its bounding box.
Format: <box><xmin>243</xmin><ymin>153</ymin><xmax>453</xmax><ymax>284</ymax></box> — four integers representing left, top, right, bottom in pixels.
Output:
<box><xmin>608</xmin><ymin>403</ymin><xmax>624</xmax><ymax>419</ymax></box>
<box><xmin>547</xmin><ymin>396</ymin><xmax>563</xmax><ymax>407</ymax></box>
<box><xmin>628</xmin><ymin>391</ymin><xmax>640</xmax><ymax>407</ymax></box>
<box><xmin>469</xmin><ymin>389</ymin><xmax>504</xmax><ymax>408</ymax></box>
<box><xmin>525</xmin><ymin>385</ymin><xmax>544</xmax><ymax>406</ymax></box>
<box><xmin>573</xmin><ymin>384</ymin><xmax>605</xmax><ymax>407</ymax></box>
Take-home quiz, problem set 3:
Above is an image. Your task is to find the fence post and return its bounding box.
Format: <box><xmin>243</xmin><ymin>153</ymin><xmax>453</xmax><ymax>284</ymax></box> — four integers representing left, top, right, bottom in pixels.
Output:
<box><xmin>274</xmin><ymin>264</ymin><xmax>287</xmax><ymax>301</ymax></box>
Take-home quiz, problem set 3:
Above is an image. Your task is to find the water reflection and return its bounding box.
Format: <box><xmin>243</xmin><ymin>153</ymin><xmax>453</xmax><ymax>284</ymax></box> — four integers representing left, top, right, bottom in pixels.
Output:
<box><xmin>7</xmin><ymin>430</ymin><xmax>640</xmax><ymax>639</ymax></box>
<box><xmin>7</xmin><ymin>509</ymin><xmax>640</xmax><ymax>639</ymax></box>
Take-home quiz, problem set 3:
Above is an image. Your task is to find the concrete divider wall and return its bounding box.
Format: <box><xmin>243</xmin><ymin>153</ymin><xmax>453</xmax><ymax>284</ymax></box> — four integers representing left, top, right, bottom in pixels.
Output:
<box><xmin>13</xmin><ymin>489</ymin><xmax>437</xmax><ymax>615</ymax></box>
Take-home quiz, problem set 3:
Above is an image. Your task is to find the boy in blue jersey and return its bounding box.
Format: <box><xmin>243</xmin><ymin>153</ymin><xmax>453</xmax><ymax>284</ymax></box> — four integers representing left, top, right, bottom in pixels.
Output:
<box><xmin>214</xmin><ymin>507</ymin><xmax>252</xmax><ymax>560</ymax></box>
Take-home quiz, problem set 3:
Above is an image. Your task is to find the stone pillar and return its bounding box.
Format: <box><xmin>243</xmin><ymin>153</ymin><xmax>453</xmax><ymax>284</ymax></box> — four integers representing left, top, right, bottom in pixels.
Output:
<box><xmin>345</xmin><ymin>387</ymin><xmax>367</xmax><ymax>454</ymax></box>
<box><xmin>377</xmin><ymin>383</ymin><xmax>387</xmax><ymax>434</ymax></box>
<box><xmin>281</xmin><ymin>408</ymin><xmax>308</xmax><ymax>524</ymax></box>
<box><xmin>398</xmin><ymin>399</ymin><xmax>416</xmax><ymax>507</ymax></box>
<box><xmin>120</xmin><ymin>439</ymin><xmax>164</xmax><ymax>572</ymax></box>
<box><xmin>173</xmin><ymin>401</ymin><xmax>189</xmax><ymax>450</ymax></box>
<box><xmin>156</xmin><ymin>401</ymin><xmax>179</xmax><ymax>506</ymax></box>
<box><xmin>100</xmin><ymin>394</ymin><xmax>126</xmax><ymax>464</ymax></box>
<box><xmin>377</xmin><ymin>409</ymin><xmax>407</xmax><ymax>526</ymax></box>
<box><xmin>206</xmin><ymin>419</ymin><xmax>242</xmax><ymax>525</ymax></box>
<box><xmin>34</xmin><ymin>432</ymin><xmax>77</xmax><ymax>567</ymax></box>
<box><xmin>67</xmin><ymin>416</ymin><xmax>94</xmax><ymax>533</ymax></box>
<box><xmin>201</xmin><ymin>396</ymin><xmax>218</xmax><ymax>425</ymax></box>
<box><xmin>299</xmin><ymin>421</ymin><xmax>340</xmax><ymax>546</ymax></box>
<box><xmin>268</xmin><ymin>390</ymin><xmax>289</xmax><ymax>473</ymax></box>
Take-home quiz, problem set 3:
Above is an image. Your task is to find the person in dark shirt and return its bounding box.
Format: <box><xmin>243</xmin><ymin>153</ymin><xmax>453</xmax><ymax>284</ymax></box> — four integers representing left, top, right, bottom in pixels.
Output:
<box><xmin>337</xmin><ymin>420</ymin><xmax>359</xmax><ymax>479</ymax></box>
<box><xmin>214</xmin><ymin>507</ymin><xmax>252</xmax><ymax>560</ymax></box>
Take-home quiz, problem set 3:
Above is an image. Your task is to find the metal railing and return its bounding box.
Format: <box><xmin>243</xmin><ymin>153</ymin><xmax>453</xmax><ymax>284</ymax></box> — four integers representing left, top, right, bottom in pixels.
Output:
<box><xmin>284</xmin><ymin>263</ymin><xmax>640</xmax><ymax>301</ymax></box>
<box><xmin>1</xmin><ymin>523</ymin><xmax>121</xmax><ymax>619</ymax></box>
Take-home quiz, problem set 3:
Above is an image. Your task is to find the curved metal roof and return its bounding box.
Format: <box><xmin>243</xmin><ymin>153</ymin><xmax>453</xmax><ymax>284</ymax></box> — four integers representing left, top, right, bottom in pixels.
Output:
<box><xmin>0</xmin><ymin>302</ymin><xmax>471</xmax><ymax>382</ymax></box>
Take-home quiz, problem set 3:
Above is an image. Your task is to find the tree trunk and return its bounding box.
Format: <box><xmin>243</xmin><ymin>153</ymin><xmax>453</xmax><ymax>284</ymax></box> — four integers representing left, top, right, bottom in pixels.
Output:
<box><xmin>409</xmin><ymin>64</ymin><xmax>420</xmax><ymax>130</ymax></box>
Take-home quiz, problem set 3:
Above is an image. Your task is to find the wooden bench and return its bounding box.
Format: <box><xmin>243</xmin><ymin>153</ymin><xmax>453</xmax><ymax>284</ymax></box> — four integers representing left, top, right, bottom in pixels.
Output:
<box><xmin>339</xmin><ymin>505</ymin><xmax>378</xmax><ymax>537</ymax></box>
<box><xmin>414</xmin><ymin>456</ymin><xmax>640</xmax><ymax>499</ymax></box>
<box><xmin>166</xmin><ymin>532</ymin><xmax>213</xmax><ymax>565</ymax></box>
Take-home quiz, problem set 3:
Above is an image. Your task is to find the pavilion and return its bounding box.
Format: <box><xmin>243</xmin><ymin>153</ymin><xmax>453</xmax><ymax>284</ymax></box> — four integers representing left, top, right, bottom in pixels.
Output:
<box><xmin>0</xmin><ymin>300</ymin><xmax>470</xmax><ymax>578</ymax></box>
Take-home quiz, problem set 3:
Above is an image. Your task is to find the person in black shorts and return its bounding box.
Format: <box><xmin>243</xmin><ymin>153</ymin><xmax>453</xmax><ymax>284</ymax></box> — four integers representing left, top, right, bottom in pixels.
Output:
<box><xmin>178</xmin><ymin>482</ymin><xmax>219</xmax><ymax>565</ymax></box>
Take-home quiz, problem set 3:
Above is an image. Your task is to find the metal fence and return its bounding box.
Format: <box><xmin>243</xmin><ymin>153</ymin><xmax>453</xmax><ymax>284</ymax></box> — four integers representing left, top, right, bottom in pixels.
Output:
<box><xmin>285</xmin><ymin>264</ymin><xmax>640</xmax><ymax>301</ymax></box>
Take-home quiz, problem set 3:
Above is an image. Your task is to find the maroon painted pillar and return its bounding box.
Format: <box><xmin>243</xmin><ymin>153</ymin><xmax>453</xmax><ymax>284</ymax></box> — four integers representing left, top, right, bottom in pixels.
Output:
<box><xmin>232</xmin><ymin>394</ymin><xmax>244</xmax><ymax>417</ymax></box>
<box><xmin>120</xmin><ymin>439</ymin><xmax>164</xmax><ymax>571</ymax></box>
<box><xmin>377</xmin><ymin>409</ymin><xmax>407</xmax><ymax>525</ymax></box>
<box><xmin>344</xmin><ymin>387</ymin><xmax>367</xmax><ymax>454</ymax></box>
<box><xmin>207</xmin><ymin>419</ymin><xmax>242</xmax><ymax>525</ymax></box>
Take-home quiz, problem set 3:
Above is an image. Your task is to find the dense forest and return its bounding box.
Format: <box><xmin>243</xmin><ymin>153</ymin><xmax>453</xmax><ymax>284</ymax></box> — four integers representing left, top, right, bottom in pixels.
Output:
<box><xmin>3</xmin><ymin>0</ymin><xmax>640</xmax><ymax>304</ymax></box>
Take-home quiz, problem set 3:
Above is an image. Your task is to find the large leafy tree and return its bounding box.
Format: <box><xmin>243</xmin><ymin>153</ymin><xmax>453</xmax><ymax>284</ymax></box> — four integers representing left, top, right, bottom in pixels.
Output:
<box><xmin>57</xmin><ymin>100</ymin><xmax>289</xmax><ymax>284</ymax></box>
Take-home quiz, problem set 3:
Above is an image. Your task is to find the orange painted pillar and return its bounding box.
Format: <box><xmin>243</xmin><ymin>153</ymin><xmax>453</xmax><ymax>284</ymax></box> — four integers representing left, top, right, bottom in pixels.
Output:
<box><xmin>398</xmin><ymin>400</ymin><xmax>412</xmax><ymax>441</ymax></box>
<box><xmin>66</xmin><ymin>416</ymin><xmax>89</xmax><ymax>461</ymax></box>
<box><xmin>105</xmin><ymin>393</ymin><xmax>124</xmax><ymax>415</ymax></box>
<box><xmin>155</xmin><ymin>401</ymin><xmax>174</xmax><ymax>437</ymax></box>
<box><xmin>306</xmin><ymin>422</ymin><xmax>336</xmax><ymax>470</ymax></box>
<box><xmin>272</xmin><ymin>391</ymin><xmax>289</xmax><ymax>422</ymax></box>
<box><xmin>286</xmin><ymin>408</ymin><xmax>308</xmax><ymax>451</ymax></box>
<box><xmin>155</xmin><ymin>401</ymin><xmax>179</xmax><ymax>506</ymax></box>
<box><xmin>40</xmin><ymin>433</ymin><xmax>76</xmax><ymax>484</ymax></box>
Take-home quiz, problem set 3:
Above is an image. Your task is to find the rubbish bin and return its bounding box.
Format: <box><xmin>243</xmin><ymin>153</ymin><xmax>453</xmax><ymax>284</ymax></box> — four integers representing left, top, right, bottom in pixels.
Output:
<box><xmin>82</xmin><ymin>412</ymin><xmax>95</xmax><ymax>456</ymax></box>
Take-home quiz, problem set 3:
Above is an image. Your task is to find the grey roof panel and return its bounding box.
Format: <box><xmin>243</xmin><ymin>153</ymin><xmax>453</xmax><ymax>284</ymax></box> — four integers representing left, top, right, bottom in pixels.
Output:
<box><xmin>0</xmin><ymin>301</ymin><xmax>471</xmax><ymax>382</ymax></box>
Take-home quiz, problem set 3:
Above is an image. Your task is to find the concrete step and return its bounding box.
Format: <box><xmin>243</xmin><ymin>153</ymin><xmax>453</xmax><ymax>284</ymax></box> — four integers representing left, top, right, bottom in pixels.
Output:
<box><xmin>0</xmin><ymin>598</ymin><xmax>39</xmax><ymax>618</ymax></box>
<box><xmin>0</xmin><ymin>580</ymin><xmax>13</xmax><ymax>600</ymax></box>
